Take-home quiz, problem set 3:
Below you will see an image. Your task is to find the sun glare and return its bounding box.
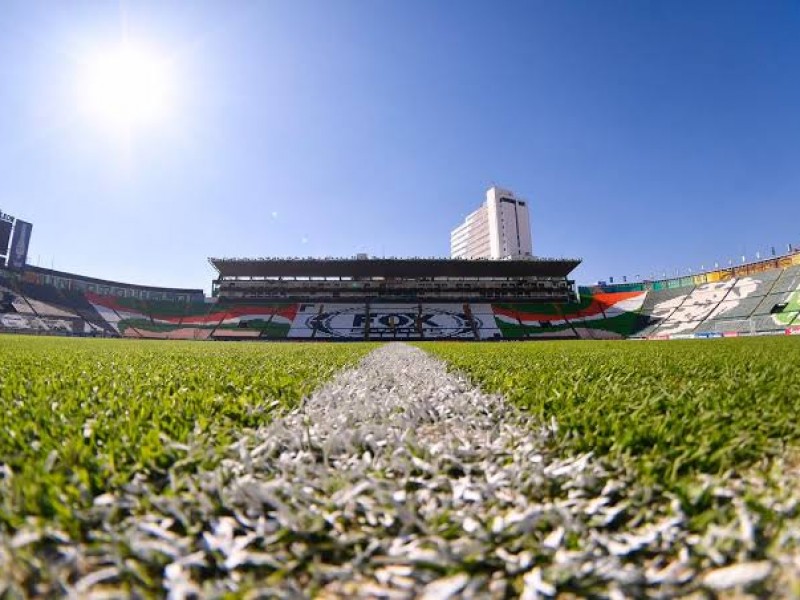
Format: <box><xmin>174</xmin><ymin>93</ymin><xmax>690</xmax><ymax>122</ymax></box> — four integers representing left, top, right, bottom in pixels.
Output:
<box><xmin>77</xmin><ymin>42</ymin><xmax>174</xmax><ymax>134</ymax></box>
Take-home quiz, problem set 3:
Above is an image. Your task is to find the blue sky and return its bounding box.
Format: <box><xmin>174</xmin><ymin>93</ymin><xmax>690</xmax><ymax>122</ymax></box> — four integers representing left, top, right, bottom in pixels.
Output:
<box><xmin>1</xmin><ymin>1</ymin><xmax>798</xmax><ymax>291</ymax></box>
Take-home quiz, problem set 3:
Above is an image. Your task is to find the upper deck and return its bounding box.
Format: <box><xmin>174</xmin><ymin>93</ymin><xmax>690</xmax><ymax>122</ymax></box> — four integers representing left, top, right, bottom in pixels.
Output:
<box><xmin>209</xmin><ymin>257</ymin><xmax>582</xmax><ymax>280</ymax></box>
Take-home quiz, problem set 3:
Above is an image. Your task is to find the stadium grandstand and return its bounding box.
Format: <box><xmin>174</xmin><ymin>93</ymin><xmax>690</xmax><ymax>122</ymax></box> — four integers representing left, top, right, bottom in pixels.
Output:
<box><xmin>208</xmin><ymin>255</ymin><xmax>580</xmax><ymax>340</ymax></box>
<box><xmin>0</xmin><ymin>266</ymin><xmax>204</xmax><ymax>338</ymax></box>
<box><xmin>1</xmin><ymin>248</ymin><xmax>799</xmax><ymax>340</ymax></box>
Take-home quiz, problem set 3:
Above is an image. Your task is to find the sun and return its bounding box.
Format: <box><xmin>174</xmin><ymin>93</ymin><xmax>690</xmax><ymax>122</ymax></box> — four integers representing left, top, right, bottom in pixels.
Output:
<box><xmin>77</xmin><ymin>41</ymin><xmax>174</xmax><ymax>134</ymax></box>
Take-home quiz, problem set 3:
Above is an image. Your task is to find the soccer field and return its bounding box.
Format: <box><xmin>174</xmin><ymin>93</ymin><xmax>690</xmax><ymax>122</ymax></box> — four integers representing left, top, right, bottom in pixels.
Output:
<box><xmin>1</xmin><ymin>335</ymin><xmax>798</xmax><ymax>596</ymax></box>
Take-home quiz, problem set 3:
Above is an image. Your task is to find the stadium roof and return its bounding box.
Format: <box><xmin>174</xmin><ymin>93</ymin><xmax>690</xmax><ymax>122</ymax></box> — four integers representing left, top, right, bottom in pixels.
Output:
<box><xmin>24</xmin><ymin>265</ymin><xmax>204</xmax><ymax>295</ymax></box>
<box><xmin>209</xmin><ymin>257</ymin><xmax>582</xmax><ymax>279</ymax></box>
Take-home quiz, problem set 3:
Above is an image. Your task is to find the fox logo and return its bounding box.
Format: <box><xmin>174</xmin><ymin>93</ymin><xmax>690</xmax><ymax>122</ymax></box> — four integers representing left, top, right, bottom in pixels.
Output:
<box><xmin>308</xmin><ymin>307</ymin><xmax>476</xmax><ymax>339</ymax></box>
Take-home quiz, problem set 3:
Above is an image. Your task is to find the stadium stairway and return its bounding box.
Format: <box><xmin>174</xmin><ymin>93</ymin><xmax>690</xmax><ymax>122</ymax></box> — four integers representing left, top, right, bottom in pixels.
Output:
<box><xmin>0</xmin><ymin>283</ymin><xmax>85</xmax><ymax>335</ymax></box>
<box><xmin>462</xmin><ymin>303</ymin><xmax>480</xmax><ymax>340</ymax></box>
<box><xmin>694</xmin><ymin>267</ymin><xmax>800</xmax><ymax>335</ymax></box>
<box><xmin>642</xmin><ymin>287</ymin><xmax>695</xmax><ymax>337</ymax></box>
<box><xmin>660</xmin><ymin>281</ymin><xmax>735</xmax><ymax>336</ymax></box>
<box><xmin>58</xmin><ymin>289</ymin><xmax>116</xmax><ymax>335</ymax></box>
<box><xmin>695</xmin><ymin>272</ymin><xmax>777</xmax><ymax>334</ymax></box>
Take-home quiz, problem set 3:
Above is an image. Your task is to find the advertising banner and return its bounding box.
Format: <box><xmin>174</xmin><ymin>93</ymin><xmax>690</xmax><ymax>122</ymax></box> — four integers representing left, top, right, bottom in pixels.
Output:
<box><xmin>786</xmin><ymin>326</ymin><xmax>800</xmax><ymax>336</ymax></box>
<box><xmin>0</xmin><ymin>219</ymin><xmax>12</xmax><ymax>255</ymax></box>
<box><xmin>300</xmin><ymin>304</ymin><xmax>478</xmax><ymax>339</ymax></box>
<box><xmin>7</xmin><ymin>219</ymin><xmax>32</xmax><ymax>270</ymax></box>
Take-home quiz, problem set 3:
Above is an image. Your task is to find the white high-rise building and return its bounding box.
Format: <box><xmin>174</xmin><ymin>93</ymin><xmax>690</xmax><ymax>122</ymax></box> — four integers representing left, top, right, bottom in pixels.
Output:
<box><xmin>450</xmin><ymin>187</ymin><xmax>532</xmax><ymax>259</ymax></box>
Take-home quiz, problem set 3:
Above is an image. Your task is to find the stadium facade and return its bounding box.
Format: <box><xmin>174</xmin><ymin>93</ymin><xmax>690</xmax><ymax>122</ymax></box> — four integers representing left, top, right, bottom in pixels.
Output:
<box><xmin>450</xmin><ymin>187</ymin><xmax>532</xmax><ymax>259</ymax></box>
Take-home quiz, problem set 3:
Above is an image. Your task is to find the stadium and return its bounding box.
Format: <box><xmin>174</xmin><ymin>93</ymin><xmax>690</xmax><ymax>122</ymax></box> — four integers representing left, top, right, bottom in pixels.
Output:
<box><xmin>2</xmin><ymin>218</ymin><xmax>798</xmax><ymax>340</ymax></box>
<box><xmin>2</xmin><ymin>203</ymin><xmax>800</xmax><ymax>597</ymax></box>
<box><xmin>3</xmin><ymin>4</ymin><xmax>800</xmax><ymax>597</ymax></box>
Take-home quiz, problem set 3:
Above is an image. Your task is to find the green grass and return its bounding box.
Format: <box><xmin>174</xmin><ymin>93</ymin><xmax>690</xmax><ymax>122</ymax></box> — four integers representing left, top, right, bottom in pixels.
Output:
<box><xmin>2</xmin><ymin>335</ymin><xmax>800</xmax><ymax>594</ymax></box>
<box><xmin>4</xmin><ymin>334</ymin><xmax>799</xmax><ymax>540</ymax></box>
<box><xmin>0</xmin><ymin>336</ymin><xmax>376</xmax><ymax>533</ymax></box>
<box><xmin>421</xmin><ymin>337</ymin><xmax>800</xmax><ymax>486</ymax></box>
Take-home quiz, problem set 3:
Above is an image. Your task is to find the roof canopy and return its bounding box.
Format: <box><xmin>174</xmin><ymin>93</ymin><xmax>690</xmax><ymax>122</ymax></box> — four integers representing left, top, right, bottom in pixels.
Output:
<box><xmin>25</xmin><ymin>265</ymin><xmax>204</xmax><ymax>295</ymax></box>
<box><xmin>209</xmin><ymin>257</ymin><xmax>581</xmax><ymax>279</ymax></box>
